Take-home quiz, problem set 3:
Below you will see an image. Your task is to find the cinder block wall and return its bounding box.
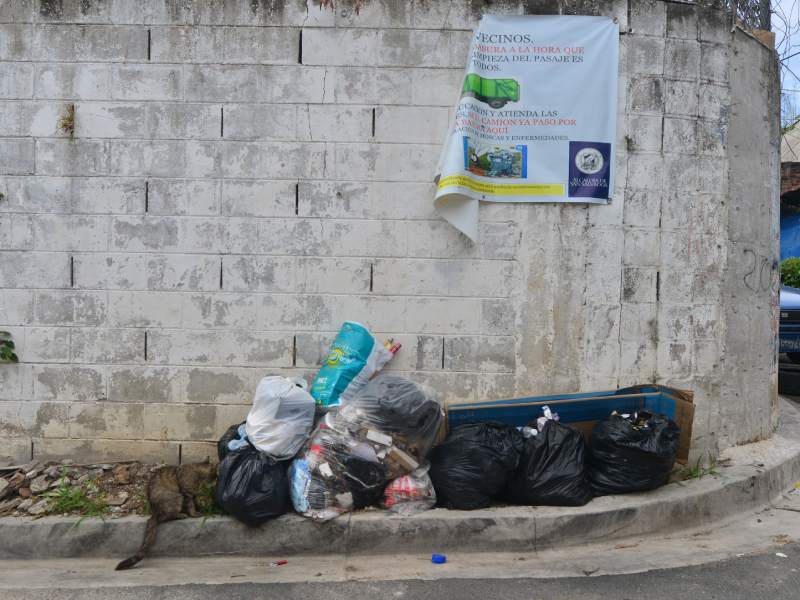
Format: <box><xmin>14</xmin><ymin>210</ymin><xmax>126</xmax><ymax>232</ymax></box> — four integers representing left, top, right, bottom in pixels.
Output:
<box><xmin>0</xmin><ymin>0</ymin><xmax>779</xmax><ymax>464</ymax></box>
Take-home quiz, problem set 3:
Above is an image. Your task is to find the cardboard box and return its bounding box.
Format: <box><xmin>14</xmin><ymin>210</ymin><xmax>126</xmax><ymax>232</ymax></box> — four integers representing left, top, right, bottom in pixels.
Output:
<box><xmin>446</xmin><ymin>385</ymin><xmax>695</xmax><ymax>463</ymax></box>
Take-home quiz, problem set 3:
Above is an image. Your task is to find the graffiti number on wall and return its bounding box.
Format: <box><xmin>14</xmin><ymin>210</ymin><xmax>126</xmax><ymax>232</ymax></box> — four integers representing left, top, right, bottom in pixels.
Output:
<box><xmin>742</xmin><ymin>248</ymin><xmax>778</xmax><ymax>293</ymax></box>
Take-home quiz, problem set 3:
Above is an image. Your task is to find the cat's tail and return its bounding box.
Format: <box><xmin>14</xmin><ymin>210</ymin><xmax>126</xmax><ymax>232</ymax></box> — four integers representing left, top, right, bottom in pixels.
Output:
<box><xmin>115</xmin><ymin>514</ymin><xmax>158</xmax><ymax>570</ymax></box>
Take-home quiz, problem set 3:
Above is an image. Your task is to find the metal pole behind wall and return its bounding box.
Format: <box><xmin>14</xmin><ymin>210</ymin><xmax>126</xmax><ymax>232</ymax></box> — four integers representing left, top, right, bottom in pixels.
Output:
<box><xmin>761</xmin><ymin>0</ymin><xmax>771</xmax><ymax>30</ymax></box>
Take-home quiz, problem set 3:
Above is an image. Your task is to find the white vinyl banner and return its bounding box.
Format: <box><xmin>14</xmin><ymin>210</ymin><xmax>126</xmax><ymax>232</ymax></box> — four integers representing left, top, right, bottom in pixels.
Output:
<box><xmin>435</xmin><ymin>15</ymin><xmax>619</xmax><ymax>241</ymax></box>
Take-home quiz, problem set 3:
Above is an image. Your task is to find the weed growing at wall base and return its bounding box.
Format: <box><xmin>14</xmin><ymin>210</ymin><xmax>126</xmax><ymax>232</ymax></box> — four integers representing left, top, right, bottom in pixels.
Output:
<box><xmin>44</xmin><ymin>471</ymin><xmax>109</xmax><ymax>525</ymax></box>
<box><xmin>681</xmin><ymin>456</ymin><xmax>718</xmax><ymax>481</ymax></box>
<box><xmin>198</xmin><ymin>481</ymin><xmax>223</xmax><ymax>524</ymax></box>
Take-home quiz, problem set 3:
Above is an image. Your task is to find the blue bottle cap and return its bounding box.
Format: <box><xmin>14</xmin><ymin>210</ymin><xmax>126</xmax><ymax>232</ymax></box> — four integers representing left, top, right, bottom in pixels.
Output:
<box><xmin>431</xmin><ymin>554</ymin><xmax>447</xmax><ymax>564</ymax></box>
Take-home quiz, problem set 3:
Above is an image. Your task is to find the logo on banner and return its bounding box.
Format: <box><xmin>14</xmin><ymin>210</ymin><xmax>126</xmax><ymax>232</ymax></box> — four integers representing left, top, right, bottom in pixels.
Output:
<box><xmin>574</xmin><ymin>147</ymin><xmax>604</xmax><ymax>175</ymax></box>
<box><xmin>568</xmin><ymin>142</ymin><xmax>611</xmax><ymax>199</ymax></box>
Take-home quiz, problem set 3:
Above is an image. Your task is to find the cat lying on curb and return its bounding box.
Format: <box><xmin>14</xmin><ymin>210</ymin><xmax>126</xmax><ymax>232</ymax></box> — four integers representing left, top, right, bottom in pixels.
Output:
<box><xmin>115</xmin><ymin>460</ymin><xmax>217</xmax><ymax>571</ymax></box>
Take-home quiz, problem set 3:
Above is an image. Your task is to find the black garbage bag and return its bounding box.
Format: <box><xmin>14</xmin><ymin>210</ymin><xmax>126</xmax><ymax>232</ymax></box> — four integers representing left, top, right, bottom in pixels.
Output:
<box><xmin>342</xmin><ymin>455</ymin><xmax>387</xmax><ymax>508</ymax></box>
<box><xmin>588</xmin><ymin>412</ymin><xmax>680</xmax><ymax>496</ymax></box>
<box><xmin>215</xmin><ymin>447</ymin><xmax>291</xmax><ymax>526</ymax></box>
<box><xmin>217</xmin><ymin>422</ymin><xmax>249</xmax><ymax>461</ymax></box>
<box><xmin>429</xmin><ymin>422</ymin><xmax>524</xmax><ymax>510</ymax></box>
<box><xmin>504</xmin><ymin>420</ymin><xmax>592</xmax><ymax>507</ymax></box>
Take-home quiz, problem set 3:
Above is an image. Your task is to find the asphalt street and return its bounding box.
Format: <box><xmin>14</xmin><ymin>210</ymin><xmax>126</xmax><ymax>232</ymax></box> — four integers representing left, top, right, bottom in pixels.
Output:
<box><xmin>5</xmin><ymin>543</ymin><xmax>798</xmax><ymax>600</ymax></box>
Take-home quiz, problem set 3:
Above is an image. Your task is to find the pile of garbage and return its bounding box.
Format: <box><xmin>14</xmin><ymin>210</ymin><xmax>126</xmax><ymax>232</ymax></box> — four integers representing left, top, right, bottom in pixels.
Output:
<box><xmin>214</xmin><ymin>322</ymin><xmax>683</xmax><ymax>525</ymax></box>
<box><xmin>427</xmin><ymin>407</ymin><xmax>679</xmax><ymax>510</ymax></box>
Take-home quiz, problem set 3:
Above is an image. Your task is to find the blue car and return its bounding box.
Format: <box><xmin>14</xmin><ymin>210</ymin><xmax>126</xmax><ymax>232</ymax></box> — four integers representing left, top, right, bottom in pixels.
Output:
<box><xmin>781</xmin><ymin>285</ymin><xmax>800</xmax><ymax>361</ymax></box>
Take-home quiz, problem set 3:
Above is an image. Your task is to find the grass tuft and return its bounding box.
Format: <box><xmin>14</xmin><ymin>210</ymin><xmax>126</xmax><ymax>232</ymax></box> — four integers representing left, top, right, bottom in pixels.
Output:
<box><xmin>43</xmin><ymin>470</ymin><xmax>109</xmax><ymax>525</ymax></box>
<box><xmin>681</xmin><ymin>456</ymin><xmax>718</xmax><ymax>480</ymax></box>
<box><xmin>198</xmin><ymin>480</ymin><xmax>222</xmax><ymax>524</ymax></box>
<box><xmin>57</xmin><ymin>103</ymin><xmax>75</xmax><ymax>138</ymax></box>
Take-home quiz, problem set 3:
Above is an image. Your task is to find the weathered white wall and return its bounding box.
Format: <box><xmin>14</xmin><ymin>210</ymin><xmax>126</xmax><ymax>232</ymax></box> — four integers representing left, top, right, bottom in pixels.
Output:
<box><xmin>0</xmin><ymin>0</ymin><xmax>779</xmax><ymax>464</ymax></box>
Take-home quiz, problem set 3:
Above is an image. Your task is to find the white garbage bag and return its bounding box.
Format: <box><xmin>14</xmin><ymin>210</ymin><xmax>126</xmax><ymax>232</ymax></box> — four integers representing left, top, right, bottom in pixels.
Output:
<box><xmin>245</xmin><ymin>376</ymin><xmax>315</xmax><ymax>460</ymax></box>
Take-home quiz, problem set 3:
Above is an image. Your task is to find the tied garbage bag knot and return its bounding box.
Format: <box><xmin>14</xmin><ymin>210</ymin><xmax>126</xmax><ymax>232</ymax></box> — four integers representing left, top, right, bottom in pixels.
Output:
<box><xmin>217</xmin><ymin>422</ymin><xmax>251</xmax><ymax>461</ymax></box>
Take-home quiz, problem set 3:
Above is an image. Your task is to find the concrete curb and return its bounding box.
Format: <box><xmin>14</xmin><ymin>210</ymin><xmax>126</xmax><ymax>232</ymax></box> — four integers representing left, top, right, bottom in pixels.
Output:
<box><xmin>2</xmin><ymin>399</ymin><xmax>799</xmax><ymax>560</ymax></box>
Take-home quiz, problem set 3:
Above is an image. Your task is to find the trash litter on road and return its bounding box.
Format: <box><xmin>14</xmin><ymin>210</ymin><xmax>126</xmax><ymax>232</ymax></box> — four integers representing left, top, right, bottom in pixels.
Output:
<box><xmin>269</xmin><ymin>560</ymin><xmax>288</xmax><ymax>566</ymax></box>
<box><xmin>431</xmin><ymin>553</ymin><xmax>447</xmax><ymax>564</ymax></box>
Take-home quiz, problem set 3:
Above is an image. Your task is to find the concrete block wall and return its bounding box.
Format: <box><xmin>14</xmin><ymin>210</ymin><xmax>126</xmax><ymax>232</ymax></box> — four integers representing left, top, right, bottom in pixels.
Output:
<box><xmin>0</xmin><ymin>0</ymin><xmax>779</xmax><ymax>465</ymax></box>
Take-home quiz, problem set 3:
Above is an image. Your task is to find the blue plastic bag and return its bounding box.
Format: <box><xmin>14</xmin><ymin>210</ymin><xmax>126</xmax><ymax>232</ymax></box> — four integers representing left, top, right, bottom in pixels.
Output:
<box><xmin>310</xmin><ymin>322</ymin><xmax>393</xmax><ymax>411</ymax></box>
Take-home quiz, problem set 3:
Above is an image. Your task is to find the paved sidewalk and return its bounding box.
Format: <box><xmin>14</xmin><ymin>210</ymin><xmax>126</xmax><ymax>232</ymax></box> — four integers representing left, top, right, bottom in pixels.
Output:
<box><xmin>2</xmin><ymin>494</ymin><xmax>799</xmax><ymax>599</ymax></box>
